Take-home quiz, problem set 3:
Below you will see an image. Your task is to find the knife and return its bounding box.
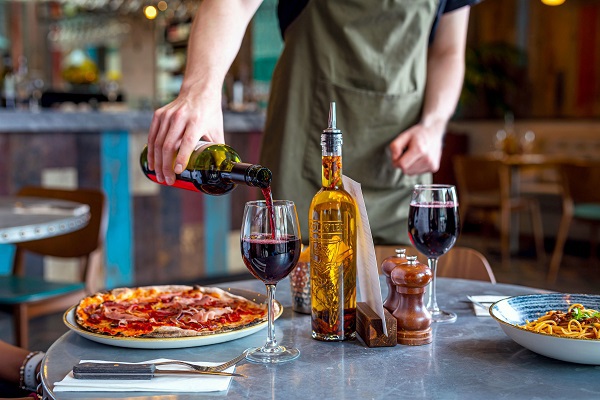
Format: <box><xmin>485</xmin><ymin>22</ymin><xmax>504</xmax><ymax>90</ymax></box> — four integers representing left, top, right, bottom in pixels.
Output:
<box><xmin>72</xmin><ymin>362</ymin><xmax>245</xmax><ymax>380</ymax></box>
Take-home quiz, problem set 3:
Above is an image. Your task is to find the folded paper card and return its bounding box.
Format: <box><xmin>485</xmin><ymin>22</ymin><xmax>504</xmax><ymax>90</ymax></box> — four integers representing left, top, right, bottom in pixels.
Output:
<box><xmin>54</xmin><ymin>358</ymin><xmax>235</xmax><ymax>392</ymax></box>
<box><xmin>468</xmin><ymin>295</ymin><xmax>510</xmax><ymax>316</ymax></box>
<box><xmin>342</xmin><ymin>175</ymin><xmax>387</xmax><ymax>334</ymax></box>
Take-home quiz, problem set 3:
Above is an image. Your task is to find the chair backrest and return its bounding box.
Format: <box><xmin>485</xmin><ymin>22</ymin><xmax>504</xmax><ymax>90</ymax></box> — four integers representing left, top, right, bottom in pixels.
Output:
<box><xmin>437</xmin><ymin>246</ymin><xmax>496</xmax><ymax>283</ymax></box>
<box><xmin>13</xmin><ymin>186</ymin><xmax>107</xmax><ymax>292</ymax></box>
<box><xmin>453</xmin><ymin>155</ymin><xmax>511</xmax><ymax>201</ymax></box>
<box><xmin>560</xmin><ymin>160</ymin><xmax>600</xmax><ymax>205</ymax></box>
<box><xmin>375</xmin><ymin>245</ymin><xmax>496</xmax><ymax>284</ymax></box>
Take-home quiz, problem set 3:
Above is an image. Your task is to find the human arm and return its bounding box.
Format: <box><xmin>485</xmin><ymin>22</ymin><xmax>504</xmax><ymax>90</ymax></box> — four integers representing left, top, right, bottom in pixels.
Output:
<box><xmin>0</xmin><ymin>340</ymin><xmax>29</xmax><ymax>385</ymax></box>
<box><xmin>389</xmin><ymin>6</ymin><xmax>470</xmax><ymax>175</ymax></box>
<box><xmin>0</xmin><ymin>340</ymin><xmax>43</xmax><ymax>399</ymax></box>
<box><xmin>147</xmin><ymin>0</ymin><xmax>264</xmax><ymax>185</ymax></box>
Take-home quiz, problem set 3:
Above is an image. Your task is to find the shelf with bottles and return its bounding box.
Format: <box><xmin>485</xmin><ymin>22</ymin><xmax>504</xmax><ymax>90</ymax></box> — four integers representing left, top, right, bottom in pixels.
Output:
<box><xmin>1</xmin><ymin>53</ymin><xmax>47</xmax><ymax>111</ymax></box>
<box><xmin>165</xmin><ymin>19</ymin><xmax>193</xmax><ymax>48</ymax></box>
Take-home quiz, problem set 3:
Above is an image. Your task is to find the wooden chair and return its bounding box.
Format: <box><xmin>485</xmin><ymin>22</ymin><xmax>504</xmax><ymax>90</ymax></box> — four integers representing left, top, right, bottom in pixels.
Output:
<box><xmin>0</xmin><ymin>186</ymin><xmax>107</xmax><ymax>348</ymax></box>
<box><xmin>375</xmin><ymin>245</ymin><xmax>496</xmax><ymax>283</ymax></box>
<box><xmin>548</xmin><ymin>161</ymin><xmax>600</xmax><ymax>283</ymax></box>
<box><xmin>437</xmin><ymin>246</ymin><xmax>496</xmax><ymax>283</ymax></box>
<box><xmin>453</xmin><ymin>154</ymin><xmax>545</xmax><ymax>267</ymax></box>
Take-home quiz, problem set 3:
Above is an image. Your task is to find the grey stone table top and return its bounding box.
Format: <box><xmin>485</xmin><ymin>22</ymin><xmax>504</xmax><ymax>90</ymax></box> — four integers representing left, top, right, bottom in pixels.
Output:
<box><xmin>40</xmin><ymin>277</ymin><xmax>597</xmax><ymax>400</ymax></box>
<box><xmin>0</xmin><ymin>196</ymin><xmax>90</xmax><ymax>244</ymax></box>
<box><xmin>0</xmin><ymin>110</ymin><xmax>264</xmax><ymax>133</ymax></box>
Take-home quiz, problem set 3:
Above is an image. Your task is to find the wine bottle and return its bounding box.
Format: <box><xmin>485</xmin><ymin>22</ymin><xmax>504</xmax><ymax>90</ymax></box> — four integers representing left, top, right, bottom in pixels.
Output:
<box><xmin>140</xmin><ymin>142</ymin><xmax>272</xmax><ymax>195</ymax></box>
<box><xmin>309</xmin><ymin>102</ymin><xmax>357</xmax><ymax>341</ymax></box>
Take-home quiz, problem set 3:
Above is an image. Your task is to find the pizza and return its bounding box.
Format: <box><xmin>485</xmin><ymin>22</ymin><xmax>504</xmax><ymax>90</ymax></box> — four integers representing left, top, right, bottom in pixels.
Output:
<box><xmin>75</xmin><ymin>285</ymin><xmax>271</xmax><ymax>338</ymax></box>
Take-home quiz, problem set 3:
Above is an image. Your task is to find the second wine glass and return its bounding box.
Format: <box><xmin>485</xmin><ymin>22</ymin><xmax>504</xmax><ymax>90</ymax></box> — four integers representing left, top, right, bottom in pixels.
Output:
<box><xmin>240</xmin><ymin>200</ymin><xmax>301</xmax><ymax>363</ymax></box>
<box><xmin>408</xmin><ymin>184</ymin><xmax>460</xmax><ymax>323</ymax></box>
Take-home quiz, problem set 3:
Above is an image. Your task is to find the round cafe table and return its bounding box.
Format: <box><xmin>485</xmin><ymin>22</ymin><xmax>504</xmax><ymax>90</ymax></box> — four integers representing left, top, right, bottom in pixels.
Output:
<box><xmin>0</xmin><ymin>196</ymin><xmax>90</xmax><ymax>244</ymax></box>
<box><xmin>40</xmin><ymin>277</ymin><xmax>598</xmax><ymax>400</ymax></box>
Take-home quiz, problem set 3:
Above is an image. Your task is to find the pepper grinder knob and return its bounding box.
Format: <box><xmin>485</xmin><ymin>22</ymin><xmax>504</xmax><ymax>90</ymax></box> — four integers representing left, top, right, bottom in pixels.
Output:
<box><xmin>390</xmin><ymin>255</ymin><xmax>433</xmax><ymax>345</ymax></box>
<box><xmin>381</xmin><ymin>248</ymin><xmax>406</xmax><ymax>313</ymax></box>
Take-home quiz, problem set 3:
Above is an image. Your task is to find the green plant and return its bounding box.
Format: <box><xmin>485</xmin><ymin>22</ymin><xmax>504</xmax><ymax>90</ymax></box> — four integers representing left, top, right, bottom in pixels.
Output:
<box><xmin>458</xmin><ymin>42</ymin><xmax>528</xmax><ymax>119</ymax></box>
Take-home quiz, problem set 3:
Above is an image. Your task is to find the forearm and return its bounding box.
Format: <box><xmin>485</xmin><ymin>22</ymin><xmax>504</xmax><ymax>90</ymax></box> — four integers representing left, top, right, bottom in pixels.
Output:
<box><xmin>181</xmin><ymin>0</ymin><xmax>263</xmax><ymax>96</ymax></box>
<box><xmin>388</xmin><ymin>7</ymin><xmax>470</xmax><ymax>174</ymax></box>
<box><xmin>0</xmin><ymin>342</ymin><xmax>29</xmax><ymax>383</ymax></box>
<box><xmin>421</xmin><ymin>7</ymin><xmax>470</xmax><ymax>130</ymax></box>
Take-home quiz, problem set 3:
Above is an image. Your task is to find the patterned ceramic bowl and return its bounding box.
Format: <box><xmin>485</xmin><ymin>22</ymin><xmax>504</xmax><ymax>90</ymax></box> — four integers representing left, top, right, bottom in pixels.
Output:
<box><xmin>490</xmin><ymin>293</ymin><xmax>600</xmax><ymax>365</ymax></box>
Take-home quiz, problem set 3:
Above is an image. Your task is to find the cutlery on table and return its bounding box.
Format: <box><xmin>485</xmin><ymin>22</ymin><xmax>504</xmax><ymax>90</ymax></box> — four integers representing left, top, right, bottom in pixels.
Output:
<box><xmin>72</xmin><ymin>363</ymin><xmax>246</xmax><ymax>380</ymax></box>
<box><xmin>152</xmin><ymin>350</ymin><xmax>248</xmax><ymax>372</ymax></box>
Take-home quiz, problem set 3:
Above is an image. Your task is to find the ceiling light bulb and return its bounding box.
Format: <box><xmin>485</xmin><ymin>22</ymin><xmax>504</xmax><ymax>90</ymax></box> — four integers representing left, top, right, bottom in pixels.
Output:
<box><xmin>541</xmin><ymin>0</ymin><xmax>566</xmax><ymax>6</ymax></box>
<box><xmin>144</xmin><ymin>5</ymin><xmax>158</xmax><ymax>20</ymax></box>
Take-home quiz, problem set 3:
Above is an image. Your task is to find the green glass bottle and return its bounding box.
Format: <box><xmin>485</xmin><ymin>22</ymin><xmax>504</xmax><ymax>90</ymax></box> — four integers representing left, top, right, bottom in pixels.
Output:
<box><xmin>140</xmin><ymin>142</ymin><xmax>272</xmax><ymax>195</ymax></box>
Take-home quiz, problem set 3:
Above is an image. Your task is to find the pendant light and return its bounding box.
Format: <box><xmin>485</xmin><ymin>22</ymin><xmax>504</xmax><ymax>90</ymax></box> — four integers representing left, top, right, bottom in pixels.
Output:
<box><xmin>541</xmin><ymin>0</ymin><xmax>566</xmax><ymax>5</ymax></box>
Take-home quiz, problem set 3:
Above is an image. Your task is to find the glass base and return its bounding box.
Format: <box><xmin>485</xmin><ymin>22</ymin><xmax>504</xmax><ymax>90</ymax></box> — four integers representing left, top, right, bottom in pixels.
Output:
<box><xmin>245</xmin><ymin>346</ymin><xmax>300</xmax><ymax>364</ymax></box>
<box><xmin>430</xmin><ymin>309</ymin><xmax>457</xmax><ymax>323</ymax></box>
<box><xmin>311</xmin><ymin>331</ymin><xmax>356</xmax><ymax>341</ymax></box>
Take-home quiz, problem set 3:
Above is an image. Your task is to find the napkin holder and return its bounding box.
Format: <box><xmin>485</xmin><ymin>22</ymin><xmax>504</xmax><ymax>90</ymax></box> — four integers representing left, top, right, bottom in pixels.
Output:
<box><xmin>356</xmin><ymin>302</ymin><xmax>397</xmax><ymax>347</ymax></box>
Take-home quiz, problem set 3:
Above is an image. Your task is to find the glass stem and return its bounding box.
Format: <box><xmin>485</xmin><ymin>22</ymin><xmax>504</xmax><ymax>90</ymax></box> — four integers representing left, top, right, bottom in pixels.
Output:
<box><xmin>263</xmin><ymin>284</ymin><xmax>279</xmax><ymax>351</ymax></box>
<box><xmin>427</xmin><ymin>258</ymin><xmax>440</xmax><ymax>313</ymax></box>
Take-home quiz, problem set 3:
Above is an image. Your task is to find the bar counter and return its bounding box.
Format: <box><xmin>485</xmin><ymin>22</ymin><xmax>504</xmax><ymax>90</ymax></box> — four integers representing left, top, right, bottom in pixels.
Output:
<box><xmin>0</xmin><ymin>109</ymin><xmax>265</xmax><ymax>133</ymax></box>
<box><xmin>40</xmin><ymin>277</ymin><xmax>598</xmax><ymax>400</ymax></box>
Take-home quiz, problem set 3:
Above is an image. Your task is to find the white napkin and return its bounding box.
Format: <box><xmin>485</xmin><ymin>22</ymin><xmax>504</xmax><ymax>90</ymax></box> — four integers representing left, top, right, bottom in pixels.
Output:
<box><xmin>342</xmin><ymin>175</ymin><xmax>387</xmax><ymax>333</ymax></box>
<box><xmin>53</xmin><ymin>358</ymin><xmax>234</xmax><ymax>393</ymax></box>
<box><xmin>467</xmin><ymin>295</ymin><xmax>509</xmax><ymax>316</ymax></box>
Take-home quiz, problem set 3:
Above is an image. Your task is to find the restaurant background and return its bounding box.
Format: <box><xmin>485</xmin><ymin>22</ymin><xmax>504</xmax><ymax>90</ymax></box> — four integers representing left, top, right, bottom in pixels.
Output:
<box><xmin>0</xmin><ymin>0</ymin><xmax>599</xmax><ymax>295</ymax></box>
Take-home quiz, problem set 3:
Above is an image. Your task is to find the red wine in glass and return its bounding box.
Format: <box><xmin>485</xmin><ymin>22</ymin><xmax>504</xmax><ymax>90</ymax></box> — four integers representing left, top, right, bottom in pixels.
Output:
<box><xmin>241</xmin><ymin>199</ymin><xmax>301</xmax><ymax>363</ymax></box>
<box><xmin>408</xmin><ymin>201</ymin><xmax>459</xmax><ymax>258</ymax></box>
<box><xmin>241</xmin><ymin>234</ymin><xmax>301</xmax><ymax>284</ymax></box>
<box><xmin>408</xmin><ymin>184</ymin><xmax>460</xmax><ymax>324</ymax></box>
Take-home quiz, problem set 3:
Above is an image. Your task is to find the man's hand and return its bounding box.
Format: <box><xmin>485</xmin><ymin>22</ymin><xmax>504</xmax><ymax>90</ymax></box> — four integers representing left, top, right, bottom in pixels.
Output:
<box><xmin>388</xmin><ymin>119</ymin><xmax>445</xmax><ymax>176</ymax></box>
<box><xmin>147</xmin><ymin>88</ymin><xmax>224</xmax><ymax>185</ymax></box>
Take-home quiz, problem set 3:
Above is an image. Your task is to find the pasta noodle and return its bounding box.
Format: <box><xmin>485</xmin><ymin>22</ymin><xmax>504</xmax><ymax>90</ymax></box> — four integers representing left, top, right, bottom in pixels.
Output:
<box><xmin>520</xmin><ymin>303</ymin><xmax>600</xmax><ymax>339</ymax></box>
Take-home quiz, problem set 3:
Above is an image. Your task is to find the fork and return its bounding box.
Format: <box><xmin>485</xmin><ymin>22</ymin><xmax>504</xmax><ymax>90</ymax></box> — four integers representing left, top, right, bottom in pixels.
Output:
<box><xmin>154</xmin><ymin>350</ymin><xmax>248</xmax><ymax>372</ymax></box>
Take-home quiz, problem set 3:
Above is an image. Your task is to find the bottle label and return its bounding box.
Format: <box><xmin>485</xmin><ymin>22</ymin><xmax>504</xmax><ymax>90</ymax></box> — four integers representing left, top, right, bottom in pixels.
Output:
<box><xmin>194</xmin><ymin>141</ymin><xmax>213</xmax><ymax>152</ymax></box>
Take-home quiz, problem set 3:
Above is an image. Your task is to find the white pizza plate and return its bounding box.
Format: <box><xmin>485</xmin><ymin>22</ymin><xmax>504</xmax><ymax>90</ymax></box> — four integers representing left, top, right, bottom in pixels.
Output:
<box><xmin>63</xmin><ymin>287</ymin><xmax>283</xmax><ymax>349</ymax></box>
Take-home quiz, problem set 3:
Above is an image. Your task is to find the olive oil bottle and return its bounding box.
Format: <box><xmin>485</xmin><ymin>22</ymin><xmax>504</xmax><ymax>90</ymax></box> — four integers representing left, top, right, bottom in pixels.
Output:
<box><xmin>309</xmin><ymin>102</ymin><xmax>357</xmax><ymax>341</ymax></box>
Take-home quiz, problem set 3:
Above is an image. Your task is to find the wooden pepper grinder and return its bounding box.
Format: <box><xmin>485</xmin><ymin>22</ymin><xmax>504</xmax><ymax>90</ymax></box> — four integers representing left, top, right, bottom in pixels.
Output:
<box><xmin>381</xmin><ymin>248</ymin><xmax>406</xmax><ymax>313</ymax></box>
<box><xmin>390</xmin><ymin>255</ymin><xmax>433</xmax><ymax>345</ymax></box>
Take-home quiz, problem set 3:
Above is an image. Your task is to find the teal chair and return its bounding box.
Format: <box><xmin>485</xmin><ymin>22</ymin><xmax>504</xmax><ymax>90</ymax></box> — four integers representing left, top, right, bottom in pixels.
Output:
<box><xmin>0</xmin><ymin>187</ymin><xmax>107</xmax><ymax>348</ymax></box>
<box><xmin>548</xmin><ymin>161</ymin><xmax>600</xmax><ymax>283</ymax></box>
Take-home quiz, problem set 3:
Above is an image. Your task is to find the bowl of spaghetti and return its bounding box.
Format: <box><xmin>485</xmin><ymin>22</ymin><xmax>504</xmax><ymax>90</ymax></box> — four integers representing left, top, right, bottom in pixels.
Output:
<box><xmin>490</xmin><ymin>293</ymin><xmax>600</xmax><ymax>365</ymax></box>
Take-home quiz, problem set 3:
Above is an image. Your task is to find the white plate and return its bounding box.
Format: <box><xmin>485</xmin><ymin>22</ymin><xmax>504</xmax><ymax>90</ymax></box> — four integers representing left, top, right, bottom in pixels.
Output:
<box><xmin>63</xmin><ymin>288</ymin><xmax>282</xmax><ymax>349</ymax></box>
<box><xmin>490</xmin><ymin>293</ymin><xmax>600</xmax><ymax>365</ymax></box>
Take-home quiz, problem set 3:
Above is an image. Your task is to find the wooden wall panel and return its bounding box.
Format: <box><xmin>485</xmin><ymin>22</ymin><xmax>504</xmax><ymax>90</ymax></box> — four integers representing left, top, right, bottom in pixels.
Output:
<box><xmin>528</xmin><ymin>2</ymin><xmax>578</xmax><ymax>117</ymax></box>
<box><xmin>575</xmin><ymin>3</ymin><xmax>600</xmax><ymax>116</ymax></box>
<box><xmin>466</xmin><ymin>0</ymin><xmax>600</xmax><ymax>118</ymax></box>
<box><xmin>468</xmin><ymin>0</ymin><xmax>518</xmax><ymax>45</ymax></box>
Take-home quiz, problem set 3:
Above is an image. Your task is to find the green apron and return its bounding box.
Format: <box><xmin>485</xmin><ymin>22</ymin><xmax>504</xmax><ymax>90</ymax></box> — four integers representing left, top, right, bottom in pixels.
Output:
<box><xmin>260</xmin><ymin>0</ymin><xmax>438</xmax><ymax>245</ymax></box>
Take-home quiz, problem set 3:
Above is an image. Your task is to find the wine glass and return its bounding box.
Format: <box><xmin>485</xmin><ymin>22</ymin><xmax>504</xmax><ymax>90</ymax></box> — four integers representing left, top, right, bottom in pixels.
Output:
<box><xmin>408</xmin><ymin>184</ymin><xmax>460</xmax><ymax>323</ymax></box>
<box><xmin>240</xmin><ymin>200</ymin><xmax>301</xmax><ymax>363</ymax></box>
